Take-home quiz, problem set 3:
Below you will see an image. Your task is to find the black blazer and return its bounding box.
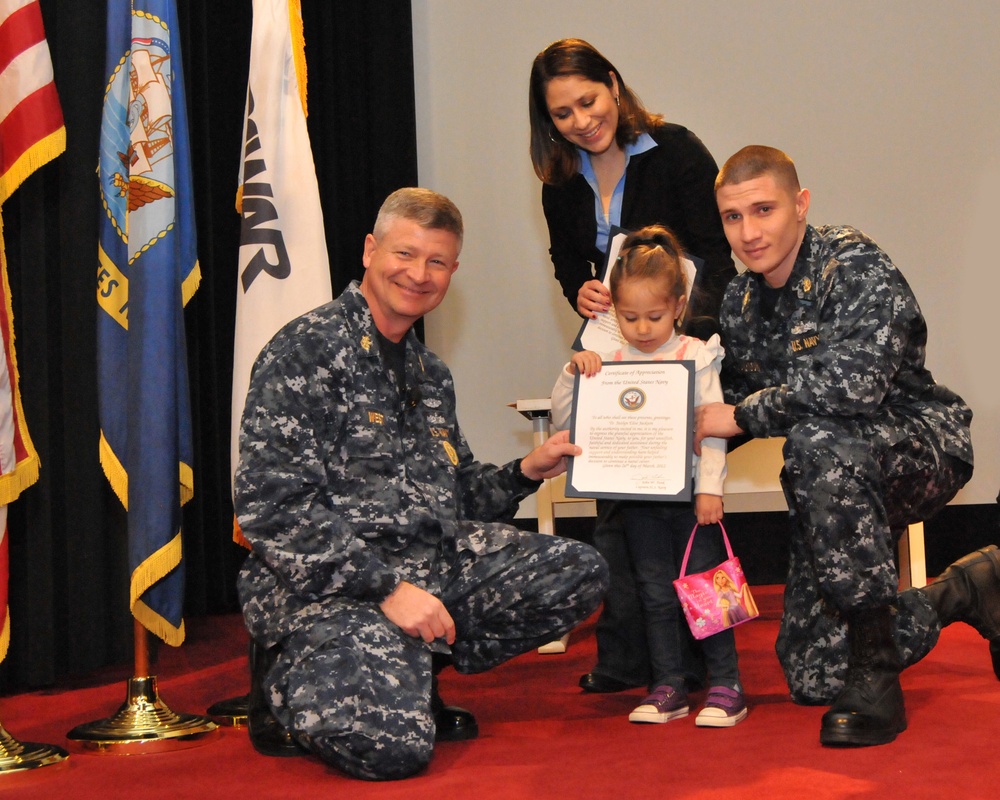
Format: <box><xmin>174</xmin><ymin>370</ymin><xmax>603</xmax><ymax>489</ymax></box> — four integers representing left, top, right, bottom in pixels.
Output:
<box><xmin>541</xmin><ymin>122</ymin><xmax>735</xmax><ymax>326</ymax></box>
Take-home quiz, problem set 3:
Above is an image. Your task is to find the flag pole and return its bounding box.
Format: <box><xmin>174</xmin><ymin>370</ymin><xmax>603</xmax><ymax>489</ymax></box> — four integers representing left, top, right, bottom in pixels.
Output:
<box><xmin>68</xmin><ymin>0</ymin><xmax>219</xmax><ymax>755</ymax></box>
<box><xmin>64</xmin><ymin>620</ymin><xmax>219</xmax><ymax>754</ymax></box>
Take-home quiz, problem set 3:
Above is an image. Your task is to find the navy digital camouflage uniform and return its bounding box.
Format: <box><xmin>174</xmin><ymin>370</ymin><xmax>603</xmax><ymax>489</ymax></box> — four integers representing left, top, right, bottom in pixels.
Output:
<box><xmin>235</xmin><ymin>282</ymin><xmax>608</xmax><ymax>780</ymax></box>
<box><xmin>720</xmin><ymin>224</ymin><xmax>973</xmax><ymax>704</ymax></box>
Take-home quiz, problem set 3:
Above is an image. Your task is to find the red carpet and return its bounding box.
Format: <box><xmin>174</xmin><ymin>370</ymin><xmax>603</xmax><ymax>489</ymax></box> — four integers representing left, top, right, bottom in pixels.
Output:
<box><xmin>2</xmin><ymin>586</ymin><xmax>999</xmax><ymax>798</ymax></box>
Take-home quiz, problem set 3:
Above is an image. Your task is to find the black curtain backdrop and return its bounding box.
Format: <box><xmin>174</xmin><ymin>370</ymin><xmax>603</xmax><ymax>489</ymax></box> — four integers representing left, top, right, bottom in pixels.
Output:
<box><xmin>0</xmin><ymin>1</ymin><xmax>417</xmax><ymax>693</ymax></box>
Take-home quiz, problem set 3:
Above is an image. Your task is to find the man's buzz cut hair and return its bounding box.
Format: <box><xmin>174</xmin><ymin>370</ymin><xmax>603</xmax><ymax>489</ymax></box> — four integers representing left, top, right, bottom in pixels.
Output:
<box><xmin>715</xmin><ymin>145</ymin><xmax>801</xmax><ymax>194</ymax></box>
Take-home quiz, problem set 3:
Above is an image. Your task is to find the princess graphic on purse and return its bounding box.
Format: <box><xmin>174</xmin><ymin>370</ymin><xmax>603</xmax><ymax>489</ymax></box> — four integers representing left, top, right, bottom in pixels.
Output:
<box><xmin>713</xmin><ymin>569</ymin><xmax>758</xmax><ymax>628</ymax></box>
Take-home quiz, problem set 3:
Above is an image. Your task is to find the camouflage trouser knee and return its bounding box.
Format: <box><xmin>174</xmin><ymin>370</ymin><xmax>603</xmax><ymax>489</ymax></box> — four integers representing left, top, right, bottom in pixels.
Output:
<box><xmin>774</xmin><ymin>415</ymin><xmax>972</xmax><ymax>704</ymax></box>
<box><xmin>442</xmin><ymin>530</ymin><xmax>608</xmax><ymax>673</ymax></box>
<box><xmin>268</xmin><ymin>606</ymin><xmax>434</xmax><ymax>781</ymax></box>
<box><xmin>263</xmin><ymin>532</ymin><xmax>608</xmax><ymax>780</ymax></box>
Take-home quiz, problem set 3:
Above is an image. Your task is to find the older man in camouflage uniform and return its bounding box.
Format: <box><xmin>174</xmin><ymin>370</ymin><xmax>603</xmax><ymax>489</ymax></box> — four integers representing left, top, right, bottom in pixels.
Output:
<box><xmin>235</xmin><ymin>188</ymin><xmax>608</xmax><ymax>780</ymax></box>
<box><xmin>696</xmin><ymin>145</ymin><xmax>999</xmax><ymax>748</ymax></box>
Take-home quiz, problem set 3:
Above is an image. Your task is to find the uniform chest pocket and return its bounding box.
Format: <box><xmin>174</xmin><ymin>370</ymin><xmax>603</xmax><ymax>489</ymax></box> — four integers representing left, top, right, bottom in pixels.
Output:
<box><xmin>787</xmin><ymin>313</ymin><xmax>820</xmax><ymax>359</ymax></box>
<box><xmin>339</xmin><ymin>409</ymin><xmax>400</xmax><ymax>478</ymax></box>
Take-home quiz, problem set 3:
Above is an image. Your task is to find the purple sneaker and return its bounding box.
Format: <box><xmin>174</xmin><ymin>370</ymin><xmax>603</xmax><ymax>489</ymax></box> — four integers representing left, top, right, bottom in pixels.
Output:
<box><xmin>628</xmin><ymin>685</ymin><xmax>689</xmax><ymax>724</ymax></box>
<box><xmin>695</xmin><ymin>685</ymin><xmax>748</xmax><ymax>727</ymax></box>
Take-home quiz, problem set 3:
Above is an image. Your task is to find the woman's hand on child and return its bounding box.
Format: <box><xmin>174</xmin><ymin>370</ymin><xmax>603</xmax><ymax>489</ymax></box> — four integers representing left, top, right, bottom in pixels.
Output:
<box><xmin>695</xmin><ymin>494</ymin><xmax>724</xmax><ymax>525</ymax></box>
<box><xmin>569</xmin><ymin>351</ymin><xmax>603</xmax><ymax>377</ymax></box>
<box><xmin>576</xmin><ymin>279</ymin><xmax>611</xmax><ymax>319</ymax></box>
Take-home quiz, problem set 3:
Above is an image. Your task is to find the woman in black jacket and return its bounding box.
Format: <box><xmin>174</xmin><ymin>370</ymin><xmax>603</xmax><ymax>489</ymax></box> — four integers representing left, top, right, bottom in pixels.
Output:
<box><xmin>529</xmin><ymin>37</ymin><xmax>734</xmax><ymax>326</ymax></box>
<box><xmin>529</xmin><ymin>38</ymin><xmax>736</xmax><ymax>694</ymax></box>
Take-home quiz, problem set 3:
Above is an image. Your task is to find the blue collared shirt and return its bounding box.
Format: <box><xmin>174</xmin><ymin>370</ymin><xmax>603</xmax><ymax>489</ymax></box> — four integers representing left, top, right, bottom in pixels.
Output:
<box><xmin>577</xmin><ymin>132</ymin><xmax>657</xmax><ymax>255</ymax></box>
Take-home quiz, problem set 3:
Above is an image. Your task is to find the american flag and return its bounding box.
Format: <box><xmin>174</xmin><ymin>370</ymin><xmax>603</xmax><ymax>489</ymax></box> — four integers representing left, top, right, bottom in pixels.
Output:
<box><xmin>0</xmin><ymin>0</ymin><xmax>65</xmax><ymax>662</ymax></box>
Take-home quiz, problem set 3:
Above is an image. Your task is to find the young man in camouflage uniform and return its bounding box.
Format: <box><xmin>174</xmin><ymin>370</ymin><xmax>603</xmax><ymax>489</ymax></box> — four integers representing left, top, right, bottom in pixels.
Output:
<box><xmin>695</xmin><ymin>145</ymin><xmax>999</xmax><ymax>747</ymax></box>
<box><xmin>234</xmin><ymin>188</ymin><xmax>609</xmax><ymax>780</ymax></box>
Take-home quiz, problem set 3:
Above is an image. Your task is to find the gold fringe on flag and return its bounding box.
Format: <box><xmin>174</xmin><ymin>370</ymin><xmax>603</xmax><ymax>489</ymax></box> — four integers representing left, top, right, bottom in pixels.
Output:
<box><xmin>99</xmin><ymin>430</ymin><xmax>129</xmax><ymax>509</ymax></box>
<box><xmin>0</xmin><ymin>605</ymin><xmax>9</xmax><ymax>663</ymax></box>
<box><xmin>0</xmin><ymin>128</ymin><xmax>67</xmax><ymax>205</ymax></box>
<box><xmin>99</xmin><ymin>431</ymin><xmax>194</xmax><ymax>510</ymax></box>
<box><xmin>288</xmin><ymin>0</ymin><xmax>309</xmax><ymax>118</ymax></box>
<box><xmin>130</xmin><ymin>531</ymin><xmax>185</xmax><ymax>647</ymax></box>
<box><xmin>181</xmin><ymin>260</ymin><xmax>201</xmax><ymax>307</ymax></box>
<box><xmin>0</xmin><ymin>213</ymin><xmax>41</xmax><ymax>506</ymax></box>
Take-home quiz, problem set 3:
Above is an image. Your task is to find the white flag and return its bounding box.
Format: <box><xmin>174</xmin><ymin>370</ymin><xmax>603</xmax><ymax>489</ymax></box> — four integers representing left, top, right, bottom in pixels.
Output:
<box><xmin>232</xmin><ymin>0</ymin><xmax>333</xmax><ymax>517</ymax></box>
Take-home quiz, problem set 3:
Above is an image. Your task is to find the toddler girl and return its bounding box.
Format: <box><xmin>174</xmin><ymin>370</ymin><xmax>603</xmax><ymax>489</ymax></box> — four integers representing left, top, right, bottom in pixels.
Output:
<box><xmin>551</xmin><ymin>225</ymin><xmax>746</xmax><ymax>727</ymax></box>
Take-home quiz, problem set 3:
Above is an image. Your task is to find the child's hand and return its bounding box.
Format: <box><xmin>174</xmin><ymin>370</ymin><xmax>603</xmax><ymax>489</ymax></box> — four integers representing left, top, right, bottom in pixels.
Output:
<box><xmin>568</xmin><ymin>351</ymin><xmax>603</xmax><ymax>378</ymax></box>
<box><xmin>695</xmin><ymin>494</ymin><xmax>724</xmax><ymax>525</ymax></box>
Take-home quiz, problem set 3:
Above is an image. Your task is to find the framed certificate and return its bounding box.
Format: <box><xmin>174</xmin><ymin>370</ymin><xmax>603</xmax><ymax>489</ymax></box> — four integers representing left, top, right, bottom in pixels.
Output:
<box><xmin>565</xmin><ymin>360</ymin><xmax>694</xmax><ymax>502</ymax></box>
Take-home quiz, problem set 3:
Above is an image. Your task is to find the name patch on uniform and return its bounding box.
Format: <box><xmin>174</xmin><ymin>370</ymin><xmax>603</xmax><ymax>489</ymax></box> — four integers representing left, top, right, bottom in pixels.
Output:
<box><xmin>368</xmin><ymin>410</ymin><xmax>385</xmax><ymax>425</ymax></box>
<box><xmin>429</xmin><ymin>427</ymin><xmax>450</xmax><ymax>439</ymax></box>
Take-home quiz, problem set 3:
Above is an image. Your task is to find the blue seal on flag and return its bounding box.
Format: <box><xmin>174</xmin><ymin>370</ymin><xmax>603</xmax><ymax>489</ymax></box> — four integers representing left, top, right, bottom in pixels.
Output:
<box><xmin>99</xmin><ymin>17</ymin><xmax>176</xmax><ymax>259</ymax></box>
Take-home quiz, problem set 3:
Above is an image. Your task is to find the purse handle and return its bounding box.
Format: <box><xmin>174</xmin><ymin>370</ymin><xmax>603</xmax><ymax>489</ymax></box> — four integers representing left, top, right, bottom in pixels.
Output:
<box><xmin>678</xmin><ymin>522</ymin><xmax>734</xmax><ymax>579</ymax></box>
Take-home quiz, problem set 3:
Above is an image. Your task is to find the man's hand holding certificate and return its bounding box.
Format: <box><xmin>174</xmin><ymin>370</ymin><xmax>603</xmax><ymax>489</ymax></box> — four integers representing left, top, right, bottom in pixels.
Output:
<box><xmin>565</xmin><ymin>361</ymin><xmax>694</xmax><ymax>501</ymax></box>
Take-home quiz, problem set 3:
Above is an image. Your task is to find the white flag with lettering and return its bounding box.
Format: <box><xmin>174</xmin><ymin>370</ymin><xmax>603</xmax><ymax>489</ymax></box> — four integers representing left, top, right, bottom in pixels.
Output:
<box><xmin>232</xmin><ymin>0</ymin><xmax>332</xmax><ymax>536</ymax></box>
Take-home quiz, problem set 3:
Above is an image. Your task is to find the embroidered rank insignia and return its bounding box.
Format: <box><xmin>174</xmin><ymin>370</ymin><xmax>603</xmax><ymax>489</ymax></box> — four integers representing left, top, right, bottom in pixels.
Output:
<box><xmin>742</xmin><ymin>288</ymin><xmax>751</xmax><ymax>313</ymax></box>
<box><xmin>361</xmin><ymin>334</ymin><xmax>372</xmax><ymax>352</ymax></box>
<box><xmin>801</xmin><ymin>278</ymin><xmax>812</xmax><ymax>293</ymax></box>
<box><xmin>443</xmin><ymin>441</ymin><xmax>458</xmax><ymax>466</ymax></box>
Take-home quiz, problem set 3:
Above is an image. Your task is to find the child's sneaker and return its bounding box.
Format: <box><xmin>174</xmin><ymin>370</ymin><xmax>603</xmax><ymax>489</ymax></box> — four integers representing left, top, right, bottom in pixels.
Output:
<box><xmin>628</xmin><ymin>685</ymin><xmax>689</xmax><ymax>723</ymax></box>
<box><xmin>695</xmin><ymin>685</ymin><xmax>748</xmax><ymax>727</ymax></box>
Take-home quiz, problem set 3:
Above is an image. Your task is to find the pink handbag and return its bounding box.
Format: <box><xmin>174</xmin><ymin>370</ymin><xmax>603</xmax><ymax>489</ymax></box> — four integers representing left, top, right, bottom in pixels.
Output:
<box><xmin>673</xmin><ymin>522</ymin><xmax>759</xmax><ymax>639</ymax></box>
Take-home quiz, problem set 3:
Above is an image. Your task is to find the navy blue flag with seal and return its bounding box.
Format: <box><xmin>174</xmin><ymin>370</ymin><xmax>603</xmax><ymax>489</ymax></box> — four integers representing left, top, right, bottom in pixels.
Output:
<box><xmin>97</xmin><ymin>0</ymin><xmax>199</xmax><ymax>646</ymax></box>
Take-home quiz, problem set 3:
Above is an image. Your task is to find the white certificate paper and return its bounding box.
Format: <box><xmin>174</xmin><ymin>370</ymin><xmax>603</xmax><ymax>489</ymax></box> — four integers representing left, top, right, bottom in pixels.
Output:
<box><xmin>566</xmin><ymin>361</ymin><xmax>694</xmax><ymax>501</ymax></box>
<box><xmin>573</xmin><ymin>226</ymin><xmax>699</xmax><ymax>353</ymax></box>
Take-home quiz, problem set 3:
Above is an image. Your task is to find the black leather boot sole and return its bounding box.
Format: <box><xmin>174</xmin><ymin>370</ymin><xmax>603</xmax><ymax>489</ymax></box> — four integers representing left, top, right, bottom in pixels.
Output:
<box><xmin>923</xmin><ymin>545</ymin><xmax>1000</xmax><ymax>681</ymax></box>
<box><xmin>432</xmin><ymin>672</ymin><xmax>478</xmax><ymax>742</ymax></box>
<box><xmin>820</xmin><ymin>673</ymin><xmax>907</xmax><ymax>747</ymax></box>
<box><xmin>248</xmin><ymin>640</ymin><xmax>307</xmax><ymax>757</ymax></box>
<box><xmin>434</xmin><ymin>704</ymin><xmax>479</xmax><ymax>742</ymax></box>
<box><xmin>820</xmin><ymin>607</ymin><xmax>906</xmax><ymax>747</ymax></box>
<box><xmin>925</xmin><ymin>545</ymin><xmax>1000</xmax><ymax>638</ymax></box>
<box><xmin>578</xmin><ymin>672</ymin><xmax>639</xmax><ymax>693</ymax></box>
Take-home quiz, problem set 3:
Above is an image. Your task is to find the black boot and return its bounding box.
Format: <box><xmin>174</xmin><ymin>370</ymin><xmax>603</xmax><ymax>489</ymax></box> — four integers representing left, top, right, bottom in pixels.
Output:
<box><xmin>431</xmin><ymin>662</ymin><xmax>478</xmax><ymax>742</ymax></box>
<box><xmin>820</xmin><ymin>606</ymin><xmax>907</xmax><ymax>747</ymax></box>
<box><xmin>248</xmin><ymin>639</ymin><xmax>306</xmax><ymax>757</ymax></box>
<box><xmin>921</xmin><ymin>546</ymin><xmax>1000</xmax><ymax>674</ymax></box>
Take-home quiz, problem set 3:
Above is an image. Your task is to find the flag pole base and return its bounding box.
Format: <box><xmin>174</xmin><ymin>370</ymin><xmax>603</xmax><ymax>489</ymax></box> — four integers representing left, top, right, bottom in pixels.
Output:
<box><xmin>206</xmin><ymin>692</ymin><xmax>248</xmax><ymax>727</ymax></box>
<box><xmin>0</xmin><ymin>723</ymin><xmax>68</xmax><ymax>775</ymax></box>
<box><xmin>65</xmin><ymin>676</ymin><xmax>219</xmax><ymax>755</ymax></box>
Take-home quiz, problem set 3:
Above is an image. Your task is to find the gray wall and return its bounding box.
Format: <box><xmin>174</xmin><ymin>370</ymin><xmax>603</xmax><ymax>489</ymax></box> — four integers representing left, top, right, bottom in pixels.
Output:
<box><xmin>411</xmin><ymin>0</ymin><xmax>998</xmax><ymax>516</ymax></box>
